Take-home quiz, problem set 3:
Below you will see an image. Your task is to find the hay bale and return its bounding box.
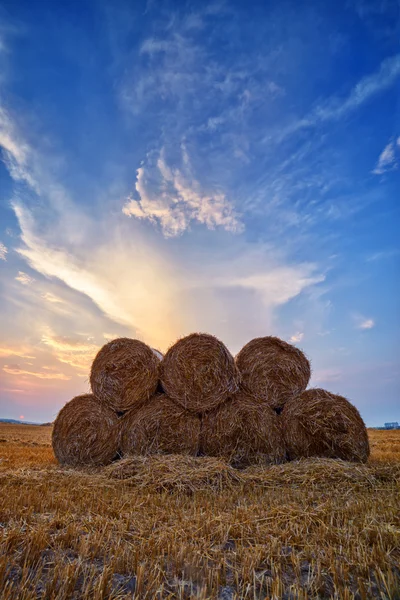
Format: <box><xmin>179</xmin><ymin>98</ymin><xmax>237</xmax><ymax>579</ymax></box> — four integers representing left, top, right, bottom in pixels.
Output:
<box><xmin>120</xmin><ymin>393</ymin><xmax>201</xmax><ymax>456</ymax></box>
<box><xmin>52</xmin><ymin>394</ymin><xmax>120</xmax><ymax>467</ymax></box>
<box><xmin>200</xmin><ymin>391</ymin><xmax>286</xmax><ymax>468</ymax></box>
<box><xmin>282</xmin><ymin>388</ymin><xmax>370</xmax><ymax>462</ymax></box>
<box><xmin>160</xmin><ymin>333</ymin><xmax>240</xmax><ymax>412</ymax></box>
<box><xmin>235</xmin><ymin>336</ymin><xmax>311</xmax><ymax>409</ymax></box>
<box><xmin>90</xmin><ymin>337</ymin><xmax>160</xmax><ymax>412</ymax></box>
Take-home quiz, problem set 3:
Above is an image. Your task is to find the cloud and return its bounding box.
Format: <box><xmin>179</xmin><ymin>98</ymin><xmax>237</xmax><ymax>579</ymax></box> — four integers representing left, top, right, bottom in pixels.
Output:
<box><xmin>41</xmin><ymin>292</ymin><xmax>64</xmax><ymax>303</ymax></box>
<box><xmin>0</xmin><ymin>106</ymin><xmax>38</xmax><ymax>190</ymax></box>
<box><xmin>41</xmin><ymin>329</ymin><xmax>99</xmax><ymax>372</ymax></box>
<box><xmin>289</xmin><ymin>332</ymin><xmax>304</xmax><ymax>343</ymax></box>
<box><xmin>15</xmin><ymin>271</ymin><xmax>35</xmax><ymax>285</ymax></box>
<box><xmin>353</xmin><ymin>314</ymin><xmax>375</xmax><ymax>330</ymax></box>
<box><xmin>0</xmin><ymin>242</ymin><xmax>7</xmax><ymax>260</ymax></box>
<box><xmin>358</xmin><ymin>318</ymin><xmax>375</xmax><ymax>330</ymax></box>
<box><xmin>277</xmin><ymin>54</ymin><xmax>400</xmax><ymax>140</ymax></box>
<box><xmin>373</xmin><ymin>139</ymin><xmax>398</xmax><ymax>174</ymax></box>
<box><xmin>123</xmin><ymin>149</ymin><xmax>243</xmax><ymax>237</ymax></box>
<box><xmin>3</xmin><ymin>364</ymin><xmax>70</xmax><ymax>380</ymax></box>
<box><xmin>0</xmin><ymin>345</ymin><xmax>35</xmax><ymax>359</ymax></box>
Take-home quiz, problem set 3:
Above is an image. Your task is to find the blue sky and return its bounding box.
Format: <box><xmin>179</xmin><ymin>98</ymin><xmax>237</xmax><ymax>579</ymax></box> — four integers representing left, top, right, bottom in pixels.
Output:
<box><xmin>0</xmin><ymin>0</ymin><xmax>399</xmax><ymax>424</ymax></box>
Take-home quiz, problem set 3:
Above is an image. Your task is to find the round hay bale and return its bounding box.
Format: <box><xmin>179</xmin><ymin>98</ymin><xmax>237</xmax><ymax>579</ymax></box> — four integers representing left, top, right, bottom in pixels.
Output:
<box><xmin>52</xmin><ymin>394</ymin><xmax>120</xmax><ymax>467</ymax></box>
<box><xmin>200</xmin><ymin>391</ymin><xmax>286</xmax><ymax>467</ymax></box>
<box><xmin>236</xmin><ymin>336</ymin><xmax>311</xmax><ymax>410</ymax></box>
<box><xmin>160</xmin><ymin>333</ymin><xmax>240</xmax><ymax>413</ymax></box>
<box><xmin>120</xmin><ymin>393</ymin><xmax>201</xmax><ymax>456</ymax></box>
<box><xmin>90</xmin><ymin>338</ymin><xmax>160</xmax><ymax>412</ymax></box>
<box><xmin>282</xmin><ymin>388</ymin><xmax>370</xmax><ymax>462</ymax></box>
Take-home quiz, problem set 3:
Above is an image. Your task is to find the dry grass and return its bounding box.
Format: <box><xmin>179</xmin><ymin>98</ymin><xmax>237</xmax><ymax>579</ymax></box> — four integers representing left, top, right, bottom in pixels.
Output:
<box><xmin>0</xmin><ymin>424</ymin><xmax>399</xmax><ymax>599</ymax></box>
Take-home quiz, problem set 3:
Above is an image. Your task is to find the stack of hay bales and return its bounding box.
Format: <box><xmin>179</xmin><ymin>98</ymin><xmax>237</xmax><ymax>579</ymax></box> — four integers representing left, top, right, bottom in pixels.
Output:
<box><xmin>52</xmin><ymin>338</ymin><xmax>163</xmax><ymax>466</ymax></box>
<box><xmin>233</xmin><ymin>336</ymin><xmax>369</xmax><ymax>463</ymax></box>
<box><xmin>52</xmin><ymin>332</ymin><xmax>370</xmax><ymax>468</ymax></box>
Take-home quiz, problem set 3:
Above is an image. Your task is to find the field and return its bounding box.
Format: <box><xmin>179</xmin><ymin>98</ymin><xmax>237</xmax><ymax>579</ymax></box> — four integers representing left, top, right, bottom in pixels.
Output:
<box><xmin>0</xmin><ymin>424</ymin><xmax>399</xmax><ymax>599</ymax></box>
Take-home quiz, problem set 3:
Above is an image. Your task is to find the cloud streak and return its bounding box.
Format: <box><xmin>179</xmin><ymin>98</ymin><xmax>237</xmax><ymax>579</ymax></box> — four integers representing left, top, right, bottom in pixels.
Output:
<box><xmin>276</xmin><ymin>54</ymin><xmax>400</xmax><ymax>140</ymax></box>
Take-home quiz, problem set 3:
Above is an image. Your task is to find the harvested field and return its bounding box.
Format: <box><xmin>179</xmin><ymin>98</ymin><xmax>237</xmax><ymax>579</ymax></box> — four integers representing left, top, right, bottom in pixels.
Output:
<box><xmin>0</xmin><ymin>424</ymin><xmax>399</xmax><ymax>599</ymax></box>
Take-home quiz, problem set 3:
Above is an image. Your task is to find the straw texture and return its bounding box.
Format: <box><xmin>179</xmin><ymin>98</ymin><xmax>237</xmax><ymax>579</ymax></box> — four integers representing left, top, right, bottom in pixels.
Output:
<box><xmin>160</xmin><ymin>333</ymin><xmax>240</xmax><ymax>413</ymax></box>
<box><xmin>52</xmin><ymin>394</ymin><xmax>120</xmax><ymax>467</ymax></box>
<box><xmin>120</xmin><ymin>393</ymin><xmax>201</xmax><ymax>456</ymax></box>
<box><xmin>282</xmin><ymin>388</ymin><xmax>370</xmax><ymax>462</ymax></box>
<box><xmin>90</xmin><ymin>337</ymin><xmax>160</xmax><ymax>412</ymax></box>
<box><xmin>236</xmin><ymin>336</ymin><xmax>311</xmax><ymax>409</ymax></box>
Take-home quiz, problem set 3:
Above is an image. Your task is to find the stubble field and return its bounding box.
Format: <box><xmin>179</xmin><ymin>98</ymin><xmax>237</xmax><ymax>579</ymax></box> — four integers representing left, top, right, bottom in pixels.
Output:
<box><xmin>0</xmin><ymin>424</ymin><xmax>399</xmax><ymax>599</ymax></box>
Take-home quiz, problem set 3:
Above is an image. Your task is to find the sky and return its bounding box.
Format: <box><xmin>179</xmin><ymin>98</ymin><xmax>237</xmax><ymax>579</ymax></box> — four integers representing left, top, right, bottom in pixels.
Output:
<box><xmin>0</xmin><ymin>0</ymin><xmax>399</xmax><ymax>425</ymax></box>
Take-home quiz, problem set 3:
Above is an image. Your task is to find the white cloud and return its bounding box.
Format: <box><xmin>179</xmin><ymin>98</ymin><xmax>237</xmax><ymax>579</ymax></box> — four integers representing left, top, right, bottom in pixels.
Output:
<box><xmin>41</xmin><ymin>292</ymin><xmax>63</xmax><ymax>304</ymax></box>
<box><xmin>359</xmin><ymin>318</ymin><xmax>375</xmax><ymax>330</ymax></box>
<box><xmin>0</xmin><ymin>242</ymin><xmax>7</xmax><ymax>260</ymax></box>
<box><xmin>0</xmin><ymin>106</ymin><xmax>38</xmax><ymax>190</ymax></box>
<box><xmin>373</xmin><ymin>140</ymin><xmax>398</xmax><ymax>174</ymax></box>
<box><xmin>123</xmin><ymin>149</ymin><xmax>243</xmax><ymax>237</ymax></box>
<box><xmin>277</xmin><ymin>54</ymin><xmax>400</xmax><ymax>140</ymax></box>
<box><xmin>15</xmin><ymin>271</ymin><xmax>35</xmax><ymax>285</ymax></box>
<box><xmin>353</xmin><ymin>314</ymin><xmax>375</xmax><ymax>330</ymax></box>
<box><xmin>289</xmin><ymin>332</ymin><xmax>304</xmax><ymax>343</ymax></box>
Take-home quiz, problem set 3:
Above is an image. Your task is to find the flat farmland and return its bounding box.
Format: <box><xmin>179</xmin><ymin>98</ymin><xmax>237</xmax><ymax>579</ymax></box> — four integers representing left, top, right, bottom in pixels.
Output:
<box><xmin>0</xmin><ymin>424</ymin><xmax>399</xmax><ymax>599</ymax></box>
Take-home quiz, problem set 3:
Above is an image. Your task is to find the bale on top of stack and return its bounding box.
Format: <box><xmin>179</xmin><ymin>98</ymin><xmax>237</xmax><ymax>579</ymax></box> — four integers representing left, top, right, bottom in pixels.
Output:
<box><xmin>160</xmin><ymin>333</ymin><xmax>240</xmax><ymax>413</ymax></box>
<box><xmin>52</xmin><ymin>394</ymin><xmax>120</xmax><ymax>467</ymax></box>
<box><xmin>120</xmin><ymin>393</ymin><xmax>201</xmax><ymax>457</ymax></box>
<box><xmin>236</xmin><ymin>336</ymin><xmax>311</xmax><ymax>411</ymax></box>
<box><xmin>282</xmin><ymin>388</ymin><xmax>370</xmax><ymax>463</ymax></box>
<box><xmin>200</xmin><ymin>390</ymin><xmax>286</xmax><ymax>468</ymax></box>
<box><xmin>90</xmin><ymin>337</ymin><xmax>161</xmax><ymax>412</ymax></box>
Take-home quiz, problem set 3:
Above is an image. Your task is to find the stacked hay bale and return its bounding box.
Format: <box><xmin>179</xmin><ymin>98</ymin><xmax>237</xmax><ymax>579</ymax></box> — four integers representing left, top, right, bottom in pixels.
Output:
<box><xmin>200</xmin><ymin>391</ymin><xmax>286</xmax><ymax>467</ymax></box>
<box><xmin>282</xmin><ymin>388</ymin><xmax>370</xmax><ymax>463</ymax></box>
<box><xmin>53</xmin><ymin>338</ymin><xmax>164</xmax><ymax>466</ymax></box>
<box><xmin>235</xmin><ymin>336</ymin><xmax>311</xmax><ymax>411</ymax></box>
<box><xmin>120</xmin><ymin>333</ymin><xmax>239</xmax><ymax>458</ymax></box>
<box><xmin>52</xmin><ymin>332</ymin><xmax>370</xmax><ymax>468</ymax></box>
<box><xmin>52</xmin><ymin>394</ymin><xmax>120</xmax><ymax>467</ymax></box>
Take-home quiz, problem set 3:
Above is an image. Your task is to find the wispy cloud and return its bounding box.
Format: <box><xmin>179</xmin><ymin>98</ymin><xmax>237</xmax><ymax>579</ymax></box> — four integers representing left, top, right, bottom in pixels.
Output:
<box><xmin>0</xmin><ymin>242</ymin><xmax>7</xmax><ymax>260</ymax></box>
<box><xmin>0</xmin><ymin>345</ymin><xmax>35</xmax><ymax>359</ymax></box>
<box><xmin>41</xmin><ymin>328</ymin><xmax>99</xmax><ymax>372</ymax></box>
<box><xmin>373</xmin><ymin>138</ymin><xmax>399</xmax><ymax>174</ymax></box>
<box><xmin>353</xmin><ymin>314</ymin><xmax>375</xmax><ymax>329</ymax></box>
<box><xmin>0</xmin><ymin>106</ymin><xmax>38</xmax><ymax>190</ymax></box>
<box><xmin>3</xmin><ymin>363</ymin><xmax>70</xmax><ymax>380</ymax></box>
<box><xmin>15</xmin><ymin>271</ymin><xmax>35</xmax><ymax>285</ymax></box>
<box><xmin>276</xmin><ymin>54</ymin><xmax>400</xmax><ymax>140</ymax></box>
<box><xmin>123</xmin><ymin>149</ymin><xmax>243</xmax><ymax>237</ymax></box>
<box><xmin>41</xmin><ymin>292</ymin><xmax>64</xmax><ymax>304</ymax></box>
<box><xmin>289</xmin><ymin>332</ymin><xmax>304</xmax><ymax>343</ymax></box>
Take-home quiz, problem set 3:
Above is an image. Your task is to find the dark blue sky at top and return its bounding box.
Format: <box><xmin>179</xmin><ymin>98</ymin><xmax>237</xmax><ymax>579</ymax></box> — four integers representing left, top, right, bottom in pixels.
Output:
<box><xmin>0</xmin><ymin>0</ymin><xmax>399</xmax><ymax>423</ymax></box>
